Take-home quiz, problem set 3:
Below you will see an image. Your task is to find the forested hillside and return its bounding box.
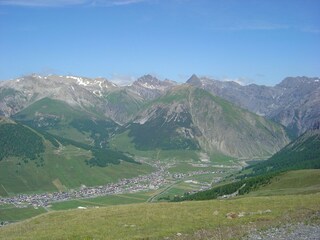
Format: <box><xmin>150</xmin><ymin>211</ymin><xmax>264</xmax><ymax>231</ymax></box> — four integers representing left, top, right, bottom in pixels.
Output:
<box><xmin>245</xmin><ymin>128</ymin><xmax>320</xmax><ymax>177</ymax></box>
<box><xmin>0</xmin><ymin>122</ymin><xmax>44</xmax><ymax>162</ymax></box>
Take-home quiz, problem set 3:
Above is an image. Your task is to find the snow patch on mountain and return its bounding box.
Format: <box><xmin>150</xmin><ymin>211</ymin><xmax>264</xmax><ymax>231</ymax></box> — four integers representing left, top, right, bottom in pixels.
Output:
<box><xmin>141</xmin><ymin>82</ymin><xmax>157</xmax><ymax>89</ymax></box>
<box><xmin>93</xmin><ymin>90</ymin><xmax>102</xmax><ymax>97</ymax></box>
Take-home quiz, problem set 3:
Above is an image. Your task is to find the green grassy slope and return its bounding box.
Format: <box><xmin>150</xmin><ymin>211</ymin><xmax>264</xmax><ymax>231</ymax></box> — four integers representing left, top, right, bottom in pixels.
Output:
<box><xmin>14</xmin><ymin>97</ymin><xmax>86</xmax><ymax>120</ymax></box>
<box><xmin>13</xmin><ymin>97</ymin><xmax>118</xmax><ymax>147</ymax></box>
<box><xmin>184</xmin><ymin>169</ymin><xmax>320</xmax><ymax>201</ymax></box>
<box><xmin>0</xmin><ymin>99</ymin><xmax>154</xmax><ymax>195</ymax></box>
<box><xmin>0</xmin><ymin>206</ymin><xmax>46</xmax><ymax>223</ymax></box>
<box><xmin>0</xmin><ymin>193</ymin><xmax>319</xmax><ymax>239</ymax></box>
<box><xmin>0</xmin><ymin>122</ymin><xmax>44</xmax><ymax>162</ymax></box>
<box><xmin>49</xmin><ymin>192</ymin><xmax>154</xmax><ymax>210</ymax></box>
<box><xmin>190</xmin><ymin>88</ymin><xmax>289</xmax><ymax>158</ymax></box>
<box><xmin>0</xmin><ymin>142</ymin><xmax>153</xmax><ymax>196</ymax></box>
<box><xmin>104</xmin><ymin>89</ymin><xmax>144</xmax><ymax>117</ymax></box>
<box><xmin>0</xmin><ymin>192</ymin><xmax>154</xmax><ymax>223</ymax></box>
<box><xmin>0</xmin><ymin>119</ymin><xmax>153</xmax><ymax>196</ymax></box>
<box><xmin>247</xmin><ymin>169</ymin><xmax>320</xmax><ymax>196</ymax></box>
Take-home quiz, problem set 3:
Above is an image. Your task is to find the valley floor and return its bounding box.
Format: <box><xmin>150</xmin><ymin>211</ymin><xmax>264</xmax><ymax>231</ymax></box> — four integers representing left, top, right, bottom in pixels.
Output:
<box><xmin>0</xmin><ymin>159</ymin><xmax>239</xmax><ymax>223</ymax></box>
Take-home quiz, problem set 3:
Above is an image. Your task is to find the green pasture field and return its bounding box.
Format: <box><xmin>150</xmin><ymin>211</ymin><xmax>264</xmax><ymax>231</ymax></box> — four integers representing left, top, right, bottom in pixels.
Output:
<box><xmin>1</xmin><ymin>193</ymin><xmax>319</xmax><ymax>240</ymax></box>
<box><xmin>50</xmin><ymin>192</ymin><xmax>154</xmax><ymax>211</ymax></box>
<box><xmin>0</xmin><ymin>206</ymin><xmax>46</xmax><ymax>222</ymax></box>
<box><xmin>246</xmin><ymin>169</ymin><xmax>320</xmax><ymax>196</ymax></box>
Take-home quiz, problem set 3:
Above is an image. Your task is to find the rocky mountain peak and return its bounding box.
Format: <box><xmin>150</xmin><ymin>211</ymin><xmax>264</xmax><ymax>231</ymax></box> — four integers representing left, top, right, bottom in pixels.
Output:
<box><xmin>186</xmin><ymin>74</ymin><xmax>202</xmax><ymax>86</ymax></box>
<box><xmin>135</xmin><ymin>74</ymin><xmax>158</xmax><ymax>85</ymax></box>
<box><xmin>62</xmin><ymin>75</ymin><xmax>117</xmax><ymax>89</ymax></box>
<box><xmin>133</xmin><ymin>75</ymin><xmax>175</xmax><ymax>89</ymax></box>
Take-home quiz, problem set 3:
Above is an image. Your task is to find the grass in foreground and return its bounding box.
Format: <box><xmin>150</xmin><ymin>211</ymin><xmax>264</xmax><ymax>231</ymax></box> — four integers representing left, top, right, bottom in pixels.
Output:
<box><xmin>0</xmin><ymin>193</ymin><xmax>319</xmax><ymax>239</ymax></box>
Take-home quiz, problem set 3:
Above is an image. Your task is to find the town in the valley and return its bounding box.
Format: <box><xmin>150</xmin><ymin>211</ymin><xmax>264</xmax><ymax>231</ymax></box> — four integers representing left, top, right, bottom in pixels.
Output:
<box><xmin>0</xmin><ymin>161</ymin><xmax>228</xmax><ymax>209</ymax></box>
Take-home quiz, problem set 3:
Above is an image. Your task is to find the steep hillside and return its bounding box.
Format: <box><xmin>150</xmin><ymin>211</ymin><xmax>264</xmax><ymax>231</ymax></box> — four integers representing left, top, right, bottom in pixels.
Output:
<box><xmin>187</xmin><ymin>75</ymin><xmax>320</xmax><ymax>137</ymax></box>
<box><xmin>247</xmin><ymin>169</ymin><xmax>320</xmax><ymax>196</ymax></box>
<box><xmin>246</xmin><ymin>127</ymin><xmax>320</xmax><ymax>176</ymax></box>
<box><xmin>104</xmin><ymin>88</ymin><xmax>145</xmax><ymax>123</ymax></box>
<box><xmin>0</xmin><ymin>117</ymin><xmax>44</xmax><ymax>163</ymax></box>
<box><xmin>126</xmin><ymin>86</ymin><xmax>289</xmax><ymax>159</ymax></box>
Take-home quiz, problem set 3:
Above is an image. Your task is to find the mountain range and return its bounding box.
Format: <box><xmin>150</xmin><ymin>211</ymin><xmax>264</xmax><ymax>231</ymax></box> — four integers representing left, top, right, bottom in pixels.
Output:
<box><xmin>0</xmin><ymin>73</ymin><xmax>319</xmax><ymax>160</ymax></box>
<box><xmin>1</xmin><ymin>73</ymin><xmax>310</xmax><ymax>160</ymax></box>
<box><xmin>1</xmin><ymin>74</ymin><xmax>319</xmax><ymax>137</ymax></box>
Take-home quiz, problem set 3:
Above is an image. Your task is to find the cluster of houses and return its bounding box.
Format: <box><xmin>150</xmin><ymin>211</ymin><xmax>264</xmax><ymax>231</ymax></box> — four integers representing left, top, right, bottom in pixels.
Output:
<box><xmin>0</xmin><ymin>165</ymin><xmax>169</xmax><ymax>208</ymax></box>
<box><xmin>172</xmin><ymin>170</ymin><xmax>213</xmax><ymax>179</ymax></box>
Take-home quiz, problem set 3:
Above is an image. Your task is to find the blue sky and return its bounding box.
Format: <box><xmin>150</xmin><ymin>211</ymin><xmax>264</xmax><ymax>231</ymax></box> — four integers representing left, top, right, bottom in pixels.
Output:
<box><xmin>0</xmin><ymin>0</ymin><xmax>319</xmax><ymax>85</ymax></box>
